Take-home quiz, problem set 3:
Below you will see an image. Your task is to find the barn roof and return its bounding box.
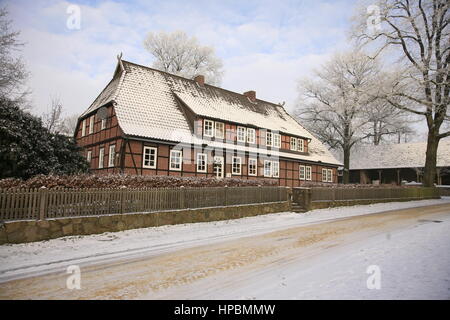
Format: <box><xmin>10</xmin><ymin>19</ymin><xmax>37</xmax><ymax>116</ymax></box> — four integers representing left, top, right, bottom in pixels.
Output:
<box><xmin>349</xmin><ymin>139</ymin><xmax>450</xmax><ymax>170</ymax></box>
<box><xmin>80</xmin><ymin>58</ymin><xmax>341</xmax><ymax>166</ymax></box>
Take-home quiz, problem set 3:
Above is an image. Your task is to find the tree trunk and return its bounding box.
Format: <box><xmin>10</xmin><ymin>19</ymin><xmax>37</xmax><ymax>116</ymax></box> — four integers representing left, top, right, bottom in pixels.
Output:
<box><xmin>343</xmin><ymin>146</ymin><xmax>350</xmax><ymax>184</ymax></box>
<box><xmin>423</xmin><ymin>130</ymin><xmax>439</xmax><ymax>187</ymax></box>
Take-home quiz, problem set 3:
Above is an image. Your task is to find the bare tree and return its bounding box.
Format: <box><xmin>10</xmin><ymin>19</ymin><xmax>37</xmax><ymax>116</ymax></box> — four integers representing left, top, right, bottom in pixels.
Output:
<box><xmin>365</xmin><ymin>96</ymin><xmax>416</xmax><ymax>145</ymax></box>
<box><xmin>295</xmin><ymin>50</ymin><xmax>382</xmax><ymax>184</ymax></box>
<box><xmin>42</xmin><ymin>97</ymin><xmax>64</xmax><ymax>134</ymax></box>
<box><xmin>143</xmin><ymin>30</ymin><xmax>224</xmax><ymax>85</ymax></box>
<box><xmin>352</xmin><ymin>0</ymin><xmax>449</xmax><ymax>186</ymax></box>
<box><xmin>60</xmin><ymin>114</ymin><xmax>79</xmax><ymax>136</ymax></box>
<box><xmin>0</xmin><ymin>7</ymin><xmax>28</xmax><ymax>102</ymax></box>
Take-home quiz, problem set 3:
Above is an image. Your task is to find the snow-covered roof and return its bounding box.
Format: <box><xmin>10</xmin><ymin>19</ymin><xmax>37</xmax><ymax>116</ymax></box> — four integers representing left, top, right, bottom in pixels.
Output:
<box><xmin>80</xmin><ymin>59</ymin><xmax>341</xmax><ymax>166</ymax></box>
<box><xmin>349</xmin><ymin>139</ymin><xmax>450</xmax><ymax>170</ymax></box>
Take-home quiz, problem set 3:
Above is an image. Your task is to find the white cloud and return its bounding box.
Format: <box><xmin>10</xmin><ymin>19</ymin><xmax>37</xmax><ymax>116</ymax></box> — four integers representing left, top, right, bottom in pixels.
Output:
<box><xmin>4</xmin><ymin>0</ymin><xmax>356</xmax><ymax>118</ymax></box>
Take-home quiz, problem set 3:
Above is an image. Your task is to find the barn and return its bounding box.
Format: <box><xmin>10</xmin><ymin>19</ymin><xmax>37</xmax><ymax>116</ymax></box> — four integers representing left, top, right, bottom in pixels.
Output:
<box><xmin>347</xmin><ymin>139</ymin><xmax>450</xmax><ymax>185</ymax></box>
<box><xmin>75</xmin><ymin>57</ymin><xmax>341</xmax><ymax>187</ymax></box>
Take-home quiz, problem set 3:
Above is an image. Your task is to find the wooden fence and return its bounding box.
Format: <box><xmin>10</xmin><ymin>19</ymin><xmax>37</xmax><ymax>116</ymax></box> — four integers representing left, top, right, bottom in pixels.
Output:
<box><xmin>0</xmin><ymin>186</ymin><xmax>288</xmax><ymax>221</ymax></box>
<box><xmin>310</xmin><ymin>187</ymin><xmax>439</xmax><ymax>202</ymax></box>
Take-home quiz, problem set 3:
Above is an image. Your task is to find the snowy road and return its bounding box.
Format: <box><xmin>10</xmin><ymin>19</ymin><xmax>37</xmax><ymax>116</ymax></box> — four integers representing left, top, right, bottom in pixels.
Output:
<box><xmin>0</xmin><ymin>199</ymin><xmax>450</xmax><ymax>299</ymax></box>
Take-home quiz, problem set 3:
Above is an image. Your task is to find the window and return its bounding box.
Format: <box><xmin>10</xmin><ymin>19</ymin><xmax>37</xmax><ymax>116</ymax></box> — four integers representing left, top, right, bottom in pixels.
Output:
<box><xmin>232</xmin><ymin>156</ymin><xmax>242</xmax><ymax>175</ymax></box>
<box><xmin>248</xmin><ymin>158</ymin><xmax>257</xmax><ymax>176</ymax></box>
<box><xmin>272</xmin><ymin>161</ymin><xmax>279</xmax><ymax>178</ymax></box>
<box><xmin>327</xmin><ymin>169</ymin><xmax>333</xmax><ymax>183</ymax></box>
<box><xmin>299</xmin><ymin>165</ymin><xmax>306</xmax><ymax>180</ymax></box>
<box><xmin>204</xmin><ymin>119</ymin><xmax>214</xmax><ymax>137</ymax></box>
<box><xmin>290</xmin><ymin>137</ymin><xmax>297</xmax><ymax>151</ymax></box>
<box><xmin>143</xmin><ymin>147</ymin><xmax>157</xmax><ymax>169</ymax></box>
<box><xmin>86</xmin><ymin>150</ymin><xmax>92</xmax><ymax>163</ymax></box>
<box><xmin>81</xmin><ymin>119</ymin><xmax>86</xmax><ymax>137</ymax></box>
<box><xmin>322</xmin><ymin>168</ymin><xmax>328</xmax><ymax>182</ymax></box>
<box><xmin>306</xmin><ymin>166</ymin><xmax>312</xmax><ymax>181</ymax></box>
<box><xmin>298</xmin><ymin>139</ymin><xmax>305</xmax><ymax>152</ymax></box>
<box><xmin>264</xmin><ymin>160</ymin><xmax>272</xmax><ymax>177</ymax></box>
<box><xmin>273</xmin><ymin>134</ymin><xmax>281</xmax><ymax>148</ymax></box>
<box><xmin>247</xmin><ymin>128</ymin><xmax>256</xmax><ymax>144</ymax></box>
<box><xmin>266</xmin><ymin>131</ymin><xmax>273</xmax><ymax>147</ymax></box>
<box><xmin>98</xmin><ymin>147</ymin><xmax>105</xmax><ymax>169</ymax></box>
<box><xmin>215</xmin><ymin>122</ymin><xmax>225</xmax><ymax>139</ymax></box>
<box><xmin>197</xmin><ymin>153</ymin><xmax>207</xmax><ymax>173</ymax></box>
<box><xmin>237</xmin><ymin>127</ymin><xmax>246</xmax><ymax>142</ymax></box>
<box><xmin>108</xmin><ymin>145</ymin><xmax>116</xmax><ymax>167</ymax></box>
<box><xmin>170</xmin><ymin>150</ymin><xmax>182</xmax><ymax>171</ymax></box>
<box><xmin>89</xmin><ymin>116</ymin><xmax>94</xmax><ymax>134</ymax></box>
<box><xmin>101</xmin><ymin>118</ymin><xmax>107</xmax><ymax>130</ymax></box>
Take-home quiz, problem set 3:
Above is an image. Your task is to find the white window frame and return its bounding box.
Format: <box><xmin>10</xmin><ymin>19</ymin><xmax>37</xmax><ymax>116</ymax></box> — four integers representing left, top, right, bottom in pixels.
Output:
<box><xmin>170</xmin><ymin>150</ymin><xmax>183</xmax><ymax>171</ymax></box>
<box><xmin>266</xmin><ymin>131</ymin><xmax>273</xmax><ymax>147</ymax></box>
<box><xmin>101</xmin><ymin>118</ymin><xmax>107</xmax><ymax>130</ymax></box>
<box><xmin>290</xmin><ymin>137</ymin><xmax>297</xmax><ymax>151</ymax></box>
<box><xmin>108</xmin><ymin>145</ymin><xmax>115</xmax><ymax>168</ymax></box>
<box><xmin>298</xmin><ymin>139</ymin><xmax>305</xmax><ymax>152</ymax></box>
<box><xmin>196</xmin><ymin>153</ymin><xmax>207</xmax><ymax>173</ymax></box>
<box><xmin>86</xmin><ymin>150</ymin><xmax>92</xmax><ymax>163</ymax></box>
<box><xmin>306</xmin><ymin>166</ymin><xmax>312</xmax><ymax>181</ymax></box>
<box><xmin>264</xmin><ymin>160</ymin><xmax>272</xmax><ymax>177</ymax></box>
<box><xmin>89</xmin><ymin>116</ymin><xmax>94</xmax><ymax>134</ymax></box>
<box><xmin>299</xmin><ymin>165</ymin><xmax>306</xmax><ymax>180</ymax></box>
<box><xmin>204</xmin><ymin>119</ymin><xmax>214</xmax><ymax>137</ymax></box>
<box><xmin>322</xmin><ymin>168</ymin><xmax>328</xmax><ymax>182</ymax></box>
<box><xmin>248</xmin><ymin>158</ymin><xmax>257</xmax><ymax>176</ymax></box>
<box><xmin>143</xmin><ymin>146</ymin><xmax>157</xmax><ymax>169</ymax></box>
<box><xmin>232</xmin><ymin>156</ymin><xmax>242</xmax><ymax>175</ymax></box>
<box><xmin>247</xmin><ymin>128</ymin><xmax>256</xmax><ymax>144</ymax></box>
<box><xmin>272</xmin><ymin>161</ymin><xmax>280</xmax><ymax>178</ymax></box>
<box><xmin>213</xmin><ymin>156</ymin><xmax>224</xmax><ymax>178</ymax></box>
<box><xmin>237</xmin><ymin>126</ymin><xmax>246</xmax><ymax>142</ymax></box>
<box><xmin>215</xmin><ymin>121</ymin><xmax>225</xmax><ymax>139</ymax></box>
<box><xmin>327</xmin><ymin>169</ymin><xmax>333</xmax><ymax>183</ymax></box>
<box><xmin>273</xmin><ymin>133</ymin><xmax>281</xmax><ymax>148</ymax></box>
<box><xmin>98</xmin><ymin>147</ymin><xmax>104</xmax><ymax>169</ymax></box>
<box><xmin>81</xmin><ymin>119</ymin><xmax>86</xmax><ymax>137</ymax></box>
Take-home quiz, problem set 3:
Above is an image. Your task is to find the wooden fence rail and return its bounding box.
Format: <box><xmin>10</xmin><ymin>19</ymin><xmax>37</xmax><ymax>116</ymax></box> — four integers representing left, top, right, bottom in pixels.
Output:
<box><xmin>310</xmin><ymin>187</ymin><xmax>439</xmax><ymax>202</ymax></box>
<box><xmin>0</xmin><ymin>186</ymin><xmax>288</xmax><ymax>221</ymax></box>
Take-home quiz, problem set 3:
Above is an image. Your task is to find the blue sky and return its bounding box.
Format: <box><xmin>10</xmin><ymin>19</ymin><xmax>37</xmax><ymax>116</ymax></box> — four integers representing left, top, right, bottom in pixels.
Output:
<box><xmin>4</xmin><ymin>0</ymin><xmax>357</xmax><ymax>117</ymax></box>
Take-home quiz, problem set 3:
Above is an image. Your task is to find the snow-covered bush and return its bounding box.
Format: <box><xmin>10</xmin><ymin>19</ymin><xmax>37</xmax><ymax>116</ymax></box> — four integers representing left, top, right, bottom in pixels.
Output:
<box><xmin>0</xmin><ymin>174</ymin><xmax>278</xmax><ymax>190</ymax></box>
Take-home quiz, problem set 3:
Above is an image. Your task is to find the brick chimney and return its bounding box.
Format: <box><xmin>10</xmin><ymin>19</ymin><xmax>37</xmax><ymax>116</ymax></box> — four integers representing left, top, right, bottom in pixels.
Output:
<box><xmin>244</xmin><ymin>90</ymin><xmax>256</xmax><ymax>102</ymax></box>
<box><xmin>194</xmin><ymin>75</ymin><xmax>205</xmax><ymax>86</ymax></box>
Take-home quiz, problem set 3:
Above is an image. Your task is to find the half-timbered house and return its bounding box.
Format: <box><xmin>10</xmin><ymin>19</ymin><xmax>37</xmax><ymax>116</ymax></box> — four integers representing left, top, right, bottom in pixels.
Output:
<box><xmin>75</xmin><ymin>57</ymin><xmax>341</xmax><ymax>187</ymax></box>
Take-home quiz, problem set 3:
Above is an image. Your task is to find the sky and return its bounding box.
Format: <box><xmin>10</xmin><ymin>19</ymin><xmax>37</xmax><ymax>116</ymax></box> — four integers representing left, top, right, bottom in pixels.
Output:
<box><xmin>3</xmin><ymin>0</ymin><xmax>358</xmax><ymax>118</ymax></box>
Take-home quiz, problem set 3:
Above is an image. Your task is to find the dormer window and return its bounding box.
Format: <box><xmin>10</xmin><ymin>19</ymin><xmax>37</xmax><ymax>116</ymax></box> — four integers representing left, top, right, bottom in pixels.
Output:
<box><xmin>215</xmin><ymin>122</ymin><xmax>225</xmax><ymax>139</ymax></box>
<box><xmin>237</xmin><ymin>126</ymin><xmax>246</xmax><ymax>142</ymax></box>
<box><xmin>298</xmin><ymin>139</ymin><xmax>304</xmax><ymax>152</ymax></box>
<box><xmin>290</xmin><ymin>137</ymin><xmax>297</xmax><ymax>151</ymax></box>
<box><xmin>247</xmin><ymin>128</ymin><xmax>256</xmax><ymax>144</ymax></box>
<box><xmin>273</xmin><ymin>133</ymin><xmax>281</xmax><ymax>148</ymax></box>
<box><xmin>266</xmin><ymin>131</ymin><xmax>273</xmax><ymax>147</ymax></box>
<box><xmin>204</xmin><ymin>119</ymin><xmax>214</xmax><ymax>137</ymax></box>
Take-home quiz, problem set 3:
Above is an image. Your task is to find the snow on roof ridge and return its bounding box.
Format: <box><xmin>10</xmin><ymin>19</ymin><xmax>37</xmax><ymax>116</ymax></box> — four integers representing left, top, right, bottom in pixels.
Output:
<box><xmin>120</xmin><ymin>59</ymin><xmax>296</xmax><ymax>111</ymax></box>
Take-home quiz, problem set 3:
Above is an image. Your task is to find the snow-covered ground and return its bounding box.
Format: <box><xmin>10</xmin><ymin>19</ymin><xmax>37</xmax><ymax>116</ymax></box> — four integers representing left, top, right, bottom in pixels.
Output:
<box><xmin>1</xmin><ymin>198</ymin><xmax>449</xmax><ymax>283</ymax></box>
<box><xmin>153</xmin><ymin>209</ymin><xmax>450</xmax><ymax>300</ymax></box>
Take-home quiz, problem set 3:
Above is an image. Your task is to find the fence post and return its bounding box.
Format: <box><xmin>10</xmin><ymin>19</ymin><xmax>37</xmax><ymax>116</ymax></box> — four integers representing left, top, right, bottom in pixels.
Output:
<box><xmin>259</xmin><ymin>185</ymin><xmax>262</xmax><ymax>203</ymax></box>
<box><xmin>180</xmin><ymin>186</ymin><xmax>185</xmax><ymax>208</ymax></box>
<box><xmin>119</xmin><ymin>185</ymin><xmax>126</xmax><ymax>214</ymax></box>
<box><xmin>224</xmin><ymin>186</ymin><xmax>228</xmax><ymax>206</ymax></box>
<box><xmin>38</xmin><ymin>187</ymin><xmax>48</xmax><ymax>221</ymax></box>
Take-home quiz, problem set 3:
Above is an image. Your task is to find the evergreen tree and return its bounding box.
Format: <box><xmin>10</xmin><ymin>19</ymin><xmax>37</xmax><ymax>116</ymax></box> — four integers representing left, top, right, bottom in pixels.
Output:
<box><xmin>0</xmin><ymin>97</ymin><xmax>88</xmax><ymax>179</ymax></box>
